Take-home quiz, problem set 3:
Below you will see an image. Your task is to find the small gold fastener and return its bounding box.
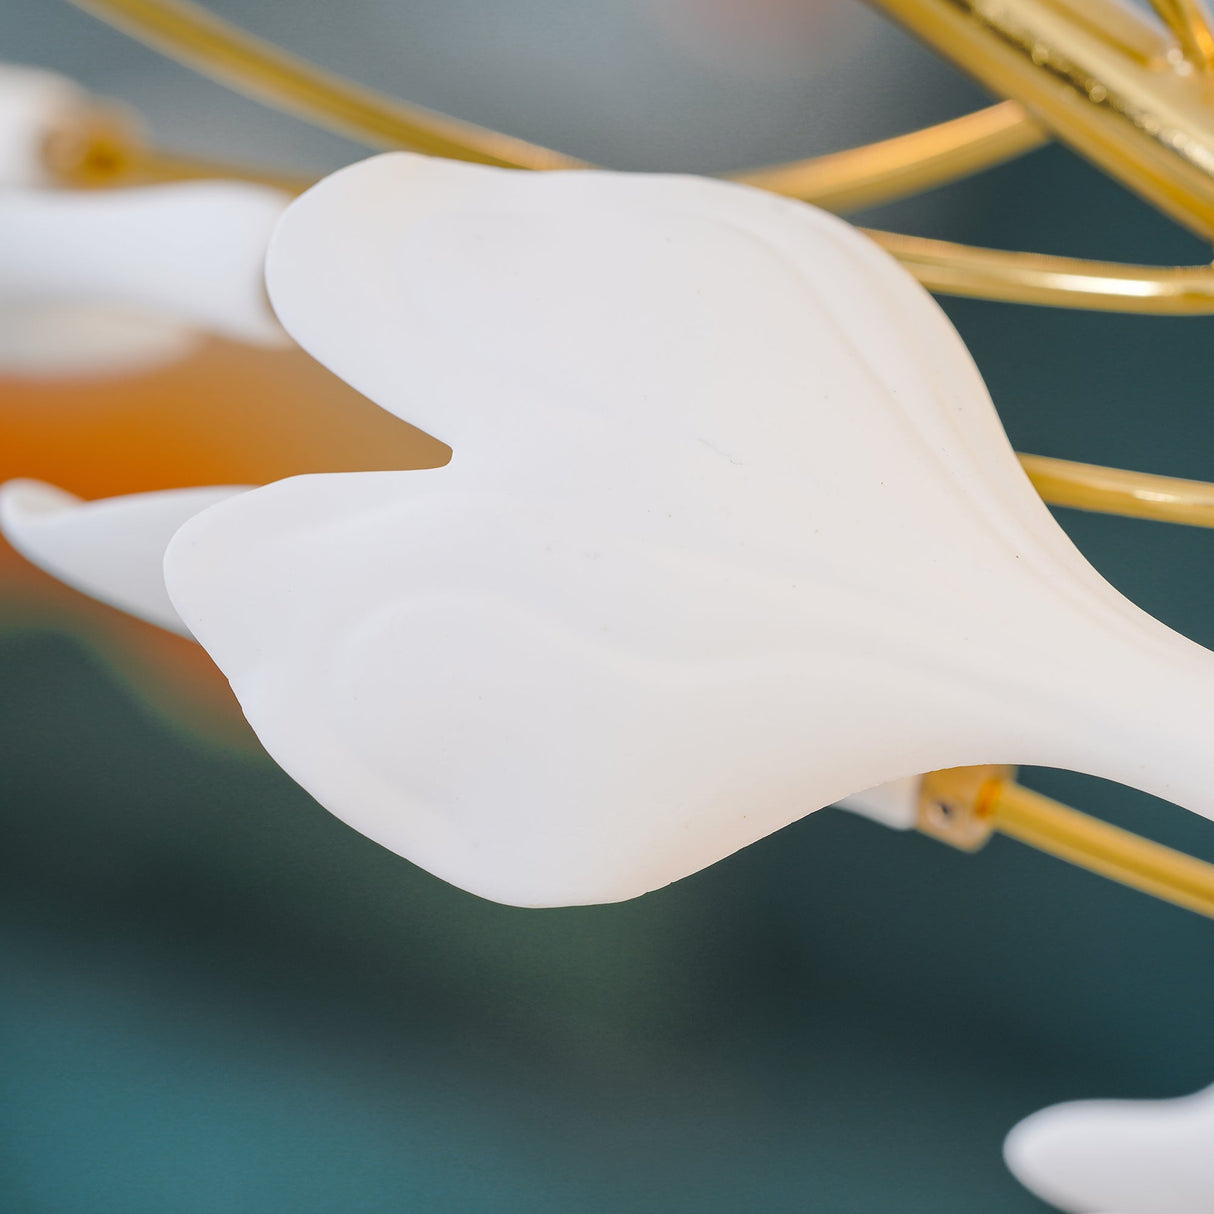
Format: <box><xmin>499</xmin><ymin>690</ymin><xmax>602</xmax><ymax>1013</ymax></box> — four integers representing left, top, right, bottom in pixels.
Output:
<box><xmin>916</xmin><ymin>765</ymin><xmax>1016</xmax><ymax>852</ymax></box>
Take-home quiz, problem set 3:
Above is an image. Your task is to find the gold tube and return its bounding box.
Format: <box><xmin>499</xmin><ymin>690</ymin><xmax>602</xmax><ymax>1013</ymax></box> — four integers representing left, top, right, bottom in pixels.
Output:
<box><xmin>1150</xmin><ymin>0</ymin><xmax>1214</xmax><ymax>75</ymax></box>
<box><xmin>986</xmin><ymin>780</ymin><xmax>1214</xmax><ymax>919</ymax></box>
<box><xmin>868</xmin><ymin>228</ymin><xmax>1214</xmax><ymax>313</ymax></box>
<box><xmin>51</xmin><ymin>133</ymin><xmax>316</xmax><ymax>194</ymax></box>
<box><xmin>63</xmin><ymin>0</ymin><xmax>585</xmax><ymax>169</ymax></box>
<box><xmin>56</xmin><ymin>104</ymin><xmax>1048</xmax><ymax>212</ymax></box>
<box><xmin>735</xmin><ymin>100</ymin><xmax>1048</xmax><ymax>209</ymax></box>
<box><xmin>1020</xmin><ymin>453</ymin><xmax>1214</xmax><ymax>525</ymax></box>
<box><xmin>43</xmin><ymin>119</ymin><xmax>1214</xmax><ymax>316</ymax></box>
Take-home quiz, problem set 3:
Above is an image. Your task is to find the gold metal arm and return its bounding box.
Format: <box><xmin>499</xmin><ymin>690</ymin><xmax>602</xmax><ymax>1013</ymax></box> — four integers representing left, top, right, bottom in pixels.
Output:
<box><xmin>1150</xmin><ymin>0</ymin><xmax>1214</xmax><ymax>76</ymax></box>
<box><xmin>865</xmin><ymin>230</ymin><xmax>1214</xmax><ymax>313</ymax></box>
<box><xmin>735</xmin><ymin>100</ymin><xmax>1047</xmax><ymax>210</ymax></box>
<box><xmin>919</xmin><ymin>767</ymin><xmax>1214</xmax><ymax>919</ymax></box>
<box><xmin>62</xmin><ymin>0</ymin><xmax>1214</xmax><ymax>315</ymax></box>
<box><xmin>63</xmin><ymin>0</ymin><xmax>1048</xmax><ymax>205</ymax></box>
<box><xmin>1020</xmin><ymin>454</ymin><xmax>1214</xmax><ymax>526</ymax></box>
<box><xmin>63</xmin><ymin>0</ymin><xmax>585</xmax><ymax>170</ymax></box>
<box><xmin>49</xmin><ymin>100</ymin><xmax>1046</xmax><ymax>212</ymax></box>
<box><xmin>46</xmin><ymin>127</ymin><xmax>316</xmax><ymax>194</ymax></box>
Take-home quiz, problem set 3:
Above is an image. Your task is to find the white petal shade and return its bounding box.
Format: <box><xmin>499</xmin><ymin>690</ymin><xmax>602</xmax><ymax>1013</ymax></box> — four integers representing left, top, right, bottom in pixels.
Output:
<box><xmin>834</xmin><ymin>778</ymin><xmax>920</xmax><ymax>830</ymax></box>
<box><xmin>164</xmin><ymin>153</ymin><xmax>1214</xmax><ymax>907</ymax></box>
<box><xmin>1005</xmin><ymin>1085</ymin><xmax>1214</xmax><ymax>1214</ymax></box>
<box><xmin>0</xmin><ymin>480</ymin><xmax>924</xmax><ymax>825</ymax></box>
<box><xmin>0</xmin><ymin>472</ymin><xmax>928</xmax><ymax>825</ymax></box>
<box><xmin>0</xmin><ymin>181</ymin><xmax>291</xmax><ymax>347</ymax></box>
<box><xmin>0</xmin><ymin>480</ymin><xmax>248</xmax><ymax>635</ymax></box>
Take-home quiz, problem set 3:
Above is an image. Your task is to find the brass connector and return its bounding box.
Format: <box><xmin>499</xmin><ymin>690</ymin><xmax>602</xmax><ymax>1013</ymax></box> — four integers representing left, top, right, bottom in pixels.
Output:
<box><xmin>41</xmin><ymin>103</ymin><xmax>143</xmax><ymax>188</ymax></box>
<box><xmin>916</xmin><ymin>765</ymin><xmax>1015</xmax><ymax>852</ymax></box>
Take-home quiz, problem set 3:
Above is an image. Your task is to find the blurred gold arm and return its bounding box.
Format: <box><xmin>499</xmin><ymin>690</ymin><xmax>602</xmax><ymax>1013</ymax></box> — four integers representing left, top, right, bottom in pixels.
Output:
<box><xmin>919</xmin><ymin>768</ymin><xmax>1214</xmax><ymax>920</ymax></box>
<box><xmin>1150</xmin><ymin>0</ymin><xmax>1214</xmax><ymax>75</ymax></box>
<box><xmin>41</xmin><ymin>110</ymin><xmax>1214</xmax><ymax>324</ymax></box>
<box><xmin>65</xmin><ymin>0</ymin><xmax>1048</xmax><ymax>205</ymax></box>
<box><xmin>45</xmin><ymin>126</ymin><xmax>318</xmax><ymax>193</ymax></box>
<box><xmin>62</xmin><ymin>0</ymin><xmax>1214</xmax><ymax>315</ymax></box>
<box><xmin>63</xmin><ymin>0</ymin><xmax>585</xmax><ymax>169</ymax></box>
<box><xmin>57</xmin><ymin>100</ymin><xmax>1051</xmax><ymax>217</ymax></box>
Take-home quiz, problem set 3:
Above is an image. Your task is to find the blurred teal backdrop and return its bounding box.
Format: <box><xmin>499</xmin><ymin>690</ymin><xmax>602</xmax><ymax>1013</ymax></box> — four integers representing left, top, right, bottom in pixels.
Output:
<box><xmin>2</xmin><ymin>3</ymin><xmax>1214</xmax><ymax>1211</ymax></box>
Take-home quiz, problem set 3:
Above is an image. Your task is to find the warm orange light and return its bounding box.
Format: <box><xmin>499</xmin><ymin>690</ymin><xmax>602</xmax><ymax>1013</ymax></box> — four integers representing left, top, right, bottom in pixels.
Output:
<box><xmin>0</xmin><ymin>339</ymin><xmax>446</xmax><ymax>744</ymax></box>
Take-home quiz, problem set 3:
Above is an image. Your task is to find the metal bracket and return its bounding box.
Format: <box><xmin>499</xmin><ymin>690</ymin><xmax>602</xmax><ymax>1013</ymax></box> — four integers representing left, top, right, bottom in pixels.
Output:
<box><xmin>916</xmin><ymin>765</ymin><xmax>1016</xmax><ymax>852</ymax></box>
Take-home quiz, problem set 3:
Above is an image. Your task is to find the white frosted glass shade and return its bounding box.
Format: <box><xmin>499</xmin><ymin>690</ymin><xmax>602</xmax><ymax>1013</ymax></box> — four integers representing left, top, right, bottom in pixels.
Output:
<box><xmin>1005</xmin><ymin>1084</ymin><xmax>1214</xmax><ymax>1214</ymax></box>
<box><xmin>160</xmin><ymin>153</ymin><xmax>1214</xmax><ymax>907</ymax></box>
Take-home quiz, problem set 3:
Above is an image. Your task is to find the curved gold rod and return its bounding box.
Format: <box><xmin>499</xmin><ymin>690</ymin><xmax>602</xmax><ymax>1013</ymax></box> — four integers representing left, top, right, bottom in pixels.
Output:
<box><xmin>120</xmin><ymin>145</ymin><xmax>316</xmax><ymax>194</ymax></box>
<box><xmin>868</xmin><ymin>229</ymin><xmax>1214</xmax><ymax>314</ymax></box>
<box><xmin>918</xmin><ymin>767</ymin><xmax>1214</xmax><ymax>920</ymax></box>
<box><xmin>1020</xmin><ymin>454</ymin><xmax>1214</xmax><ymax>526</ymax></box>
<box><xmin>44</xmin><ymin>123</ymin><xmax>319</xmax><ymax>193</ymax></box>
<box><xmin>63</xmin><ymin>0</ymin><xmax>1048</xmax><ymax>207</ymax></box>
<box><xmin>735</xmin><ymin>100</ymin><xmax>1047</xmax><ymax>210</ymax></box>
<box><xmin>990</xmin><ymin>780</ymin><xmax>1214</xmax><ymax>919</ymax></box>
<box><xmin>55</xmin><ymin>103</ymin><xmax>1048</xmax><ymax>213</ymax></box>
<box><xmin>53</xmin><ymin>135</ymin><xmax>1214</xmax><ymax>316</ymax></box>
<box><xmin>1148</xmin><ymin>0</ymin><xmax>1214</xmax><ymax>75</ymax></box>
<box><xmin>63</xmin><ymin>0</ymin><xmax>585</xmax><ymax>170</ymax></box>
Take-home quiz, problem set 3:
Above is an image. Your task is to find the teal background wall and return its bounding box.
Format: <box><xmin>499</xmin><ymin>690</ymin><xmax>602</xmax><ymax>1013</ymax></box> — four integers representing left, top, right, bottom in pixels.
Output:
<box><xmin>2</xmin><ymin>3</ymin><xmax>1214</xmax><ymax>1210</ymax></box>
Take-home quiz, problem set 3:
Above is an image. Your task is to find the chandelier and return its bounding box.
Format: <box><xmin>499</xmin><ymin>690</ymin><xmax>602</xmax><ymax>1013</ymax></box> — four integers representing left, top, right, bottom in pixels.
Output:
<box><xmin>4</xmin><ymin>1</ymin><xmax>1214</xmax><ymax>1208</ymax></box>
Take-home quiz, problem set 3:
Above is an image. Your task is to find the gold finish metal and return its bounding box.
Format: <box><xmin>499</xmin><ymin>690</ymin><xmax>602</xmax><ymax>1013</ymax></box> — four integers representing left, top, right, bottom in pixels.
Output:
<box><xmin>917</xmin><ymin>765</ymin><xmax>1011</xmax><ymax>850</ymax></box>
<box><xmin>736</xmin><ymin>100</ymin><xmax>1047</xmax><ymax>210</ymax></box>
<box><xmin>986</xmin><ymin>779</ymin><xmax>1214</xmax><ymax>919</ymax></box>
<box><xmin>63</xmin><ymin>0</ymin><xmax>585</xmax><ymax>170</ymax></box>
<box><xmin>41</xmin><ymin>108</ymin><xmax>315</xmax><ymax>194</ymax></box>
<box><xmin>865</xmin><ymin>229</ymin><xmax>1214</xmax><ymax>313</ymax></box>
<box><xmin>64</xmin><ymin>0</ymin><xmax>1214</xmax><ymax>315</ymax></box>
<box><xmin>39</xmin><ymin>103</ymin><xmax>143</xmax><ymax>187</ymax></box>
<box><xmin>866</xmin><ymin>0</ymin><xmax>1214</xmax><ymax>241</ymax></box>
<box><xmin>48</xmin><ymin>123</ymin><xmax>1214</xmax><ymax>314</ymax></box>
<box><xmin>120</xmin><ymin>145</ymin><xmax>315</xmax><ymax>193</ymax></box>
<box><xmin>1150</xmin><ymin>0</ymin><xmax>1214</xmax><ymax>75</ymax></box>
<box><xmin>60</xmin><ymin>103</ymin><xmax>1046</xmax><ymax>211</ymax></box>
<box><xmin>1021</xmin><ymin>453</ymin><xmax>1214</xmax><ymax>526</ymax></box>
<box><xmin>62</xmin><ymin>0</ymin><xmax>1049</xmax><ymax>207</ymax></box>
<box><xmin>914</xmin><ymin>769</ymin><xmax>1214</xmax><ymax>919</ymax></box>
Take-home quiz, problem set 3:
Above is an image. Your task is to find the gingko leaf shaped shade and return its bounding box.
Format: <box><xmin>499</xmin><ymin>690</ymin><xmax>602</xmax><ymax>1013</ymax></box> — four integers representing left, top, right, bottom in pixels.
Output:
<box><xmin>163</xmin><ymin>152</ymin><xmax>1214</xmax><ymax>908</ymax></box>
<box><xmin>1004</xmin><ymin>1084</ymin><xmax>1214</xmax><ymax>1213</ymax></box>
<box><xmin>0</xmin><ymin>478</ymin><xmax>924</xmax><ymax>833</ymax></box>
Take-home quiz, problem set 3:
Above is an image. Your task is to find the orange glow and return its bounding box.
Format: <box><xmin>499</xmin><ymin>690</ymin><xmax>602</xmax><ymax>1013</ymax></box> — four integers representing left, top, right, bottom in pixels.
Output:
<box><xmin>1</xmin><ymin>340</ymin><xmax>447</xmax><ymax>745</ymax></box>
